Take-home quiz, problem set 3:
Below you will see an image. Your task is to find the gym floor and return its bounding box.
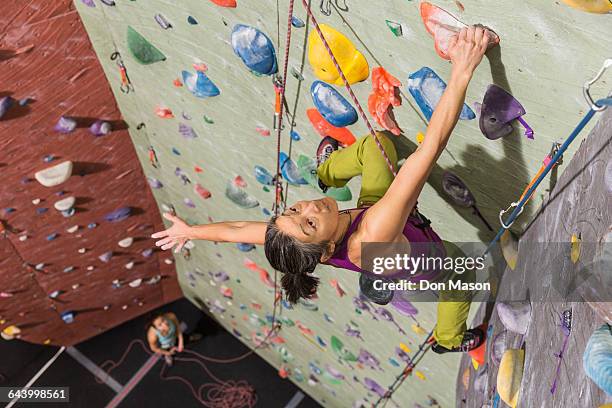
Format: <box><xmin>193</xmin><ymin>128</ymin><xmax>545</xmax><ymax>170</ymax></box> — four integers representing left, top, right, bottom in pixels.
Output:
<box><xmin>1</xmin><ymin>298</ymin><xmax>321</xmax><ymax>408</ymax></box>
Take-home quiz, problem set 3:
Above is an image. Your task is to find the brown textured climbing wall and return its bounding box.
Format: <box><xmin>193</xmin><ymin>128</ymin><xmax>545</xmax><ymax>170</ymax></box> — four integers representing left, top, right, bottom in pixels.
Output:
<box><xmin>0</xmin><ymin>0</ymin><xmax>181</xmax><ymax>346</ymax></box>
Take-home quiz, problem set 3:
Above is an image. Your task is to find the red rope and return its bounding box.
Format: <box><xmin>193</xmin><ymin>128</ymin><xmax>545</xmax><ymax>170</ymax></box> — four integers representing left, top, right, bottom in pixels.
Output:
<box><xmin>300</xmin><ymin>0</ymin><xmax>397</xmax><ymax>177</ymax></box>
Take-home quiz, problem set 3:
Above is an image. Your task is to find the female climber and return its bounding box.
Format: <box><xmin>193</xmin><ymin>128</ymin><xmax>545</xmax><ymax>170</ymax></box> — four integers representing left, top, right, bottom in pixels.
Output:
<box><xmin>151</xmin><ymin>26</ymin><xmax>491</xmax><ymax>354</ymax></box>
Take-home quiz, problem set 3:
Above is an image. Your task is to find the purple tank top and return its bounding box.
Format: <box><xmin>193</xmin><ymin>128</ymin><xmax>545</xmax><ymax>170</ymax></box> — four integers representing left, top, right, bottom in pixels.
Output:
<box><xmin>326</xmin><ymin>208</ymin><xmax>446</xmax><ymax>282</ymax></box>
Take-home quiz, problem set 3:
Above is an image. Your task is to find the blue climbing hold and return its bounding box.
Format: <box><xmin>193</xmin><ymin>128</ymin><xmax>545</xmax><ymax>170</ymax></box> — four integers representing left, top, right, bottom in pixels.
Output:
<box><xmin>237</xmin><ymin>243</ymin><xmax>256</xmax><ymax>252</ymax></box>
<box><xmin>279</xmin><ymin>152</ymin><xmax>307</xmax><ymax>185</ymax></box>
<box><xmin>231</xmin><ymin>24</ymin><xmax>278</xmax><ymax>76</ymax></box>
<box><xmin>182</xmin><ymin>70</ymin><xmax>220</xmax><ymax>98</ymax></box>
<box><xmin>583</xmin><ymin>324</ymin><xmax>612</xmax><ymax>394</ymax></box>
<box><xmin>290</xmin><ymin>130</ymin><xmax>301</xmax><ymax>141</ymax></box>
<box><xmin>46</xmin><ymin>233</ymin><xmax>58</xmax><ymax>241</ymax></box>
<box><xmin>407</xmin><ymin>67</ymin><xmax>475</xmax><ymax>121</ymax></box>
<box><xmin>254</xmin><ymin>165</ymin><xmax>274</xmax><ymax>185</ymax></box>
<box><xmin>262</xmin><ymin>208</ymin><xmax>271</xmax><ymax>216</ymax></box>
<box><xmin>291</xmin><ymin>16</ymin><xmax>305</xmax><ymax>28</ymax></box>
<box><xmin>36</xmin><ymin>208</ymin><xmax>48</xmax><ymax>214</ymax></box>
<box><xmin>87</xmin><ymin>222</ymin><xmax>97</xmax><ymax>229</ymax></box>
<box><xmin>187</xmin><ymin>16</ymin><xmax>198</xmax><ymax>25</ymax></box>
<box><xmin>311</xmin><ymin>81</ymin><xmax>358</xmax><ymax>127</ymax></box>
<box><xmin>104</xmin><ymin>207</ymin><xmax>131</xmax><ymax>222</ymax></box>
<box><xmin>172</xmin><ymin>147</ymin><xmax>181</xmax><ymax>155</ymax></box>
<box><xmin>61</xmin><ymin>311</ymin><xmax>75</xmax><ymax>324</ymax></box>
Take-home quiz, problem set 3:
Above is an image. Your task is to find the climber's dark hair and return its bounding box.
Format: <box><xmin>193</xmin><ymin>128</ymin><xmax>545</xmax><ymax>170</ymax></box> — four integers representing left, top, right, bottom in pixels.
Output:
<box><xmin>264</xmin><ymin>216</ymin><xmax>328</xmax><ymax>304</ymax></box>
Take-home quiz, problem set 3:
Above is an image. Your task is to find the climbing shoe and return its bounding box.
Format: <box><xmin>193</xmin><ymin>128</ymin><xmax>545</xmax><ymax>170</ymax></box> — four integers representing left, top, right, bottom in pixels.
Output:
<box><xmin>315</xmin><ymin>136</ymin><xmax>338</xmax><ymax>193</ymax></box>
<box><xmin>431</xmin><ymin>327</ymin><xmax>485</xmax><ymax>354</ymax></box>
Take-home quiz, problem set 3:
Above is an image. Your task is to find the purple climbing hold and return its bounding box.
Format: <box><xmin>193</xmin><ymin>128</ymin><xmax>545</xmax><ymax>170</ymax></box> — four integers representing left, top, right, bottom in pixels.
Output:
<box><xmin>99</xmin><ymin>251</ymin><xmax>113</xmax><ymax>262</ymax></box>
<box><xmin>358</xmin><ymin>349</ymin><xmax>382</xmax><ymax>371</ymax></box>
<box><xmin>36</xmin><ymin>208</ymin><xmax>48</xmax><ymax>214</ymax></box>
<box><xmin>390</xmin><ymin>291</ymin><xmax>419</xmax><ymax>317</ymax></box>
<box><xmin>90</xmin><ymin>120</ymin><xmax>112</xmax><ymax>136</ymax></box>
<box><xmin>363</xmin><ymin>377</ymin><xmax>386</xmax><ymax>398</ymax></box>
<box><xmin>104</xmin><ymin>206</ymin><xmax>131</xmax><ymax>222</ymax></box>
<box><xmin>81</xmin><ymin>0</ymin><xmax>95</xmax><ymax>6</ymax></box>
<box><xmin>54</xmin><ymin>116</ymin><xmax>77</xmax><ymax>133</ymax></box>
<box><xmin>184</xmin><ymin>198</ymin><xmax>196</xmax><ymax>208</ymax></box>
<box><xmin>0</xmin><ymin>96</ymin><xmax>14</xmax><ymax>119</ymax></box>
<box><xmin>179</xmin><ymin>123</ymin><xmax>198</xmax><ymax>139</ymax></box>
<box><xmin>142</xmin><ymin>248</ymin><xmax>154</xmax><ymax>258</ymax></box>
<box><xmin>480</xmin><ymin>84</ymin><xmax>534</xmax><ymax>140</ymax></box>
<box><xmin>61</xmin><ymin>311</ymin><xmax>75</xmax><ymax>323</ymax></box>
<box><xmin>147</xmin><ymin>177</ymin><xmax>163</xmax><ymax>189</ymax></box>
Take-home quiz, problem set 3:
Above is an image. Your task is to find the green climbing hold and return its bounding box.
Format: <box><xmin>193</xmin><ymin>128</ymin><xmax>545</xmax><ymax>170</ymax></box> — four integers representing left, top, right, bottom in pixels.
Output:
<box><xmin>203</xmin><ymin>115</ymin><xmax>214</xmax><ymax>124</ymax></box>
<box><xmin>263</xmin><ymin>186</ymin><xmax>270</xmax><ymax>192</ymax></box>
<box><xmin>385</xmin><ymin>20</ymin><xmax>402</xmax><ymax>37</ymax></box>
<box><xmin>127</xmin><ymin>26</ymin><xmax>166</xmax><ymax>64</ymax></box>
<box><xmin>330</xmin><ymin>336</ymin><xmax>357</xmax><ymax>361</ymax></box>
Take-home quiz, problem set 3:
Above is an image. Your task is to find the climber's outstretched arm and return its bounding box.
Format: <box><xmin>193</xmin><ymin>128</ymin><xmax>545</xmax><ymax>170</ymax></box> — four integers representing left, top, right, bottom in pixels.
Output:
<box><xmin>152</xmin><ymin>213</ymin><xmax>266</xmax><ymax>252</ymax></box>
<box><xmin>361</xmin><ymin>26</ymin><xmax>490</xmax><ymax>243</ymax></box>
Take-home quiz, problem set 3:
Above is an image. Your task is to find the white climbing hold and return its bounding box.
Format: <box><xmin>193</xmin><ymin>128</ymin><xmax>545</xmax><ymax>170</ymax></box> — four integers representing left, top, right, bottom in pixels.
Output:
<box><xmin>19</xmin><ymin>235</ymin><xmax>27</xmax><ymax>241</ymax></box>
<box><xmin>184</xmin><ymin>240</ymin><xmax>195</xmax><ymax>250</ymax></box>
<box><xmin>125</xmin><ymin>261</ymin><xmax>135</xmax><ymax>270</ymax></box>
<box><xmin>32</xmin><ymin>198</ymin><xmax>41</xmax><ymax>205</ymax></box>
<box><xmin>87</xmin><ymin>266</ymin><xmax>94</xmax><ymax>271</ymax></box>
<box><xmin>496</xmin><ymin>302</ymin><xmax>532</xmax><ymax>335</ymax></box>
<box><xmin>35</xmin><ymin>263</ymin><xmax>45</xmax><ymax>270</ymax></box>
<box><xmin>34</xmin><ymin>161</ymin><xmax>73</xmax><ymax>187</ymax></box>
<box><xmin>78</xmin><ymin>248</ymin><xmax>86</xmax><ymax>254</ymax></box>
<box><xmin>147</xmin><ymin>275</ymin><xmax>161</xmax><ymax>284</ymax></box>
<box><xmin>118</xmin><ymin>237</ymin><xmax>134</xmax><ymax>248</ymax></box>
<box><xmin>54</xmin><ymin>196</ymin><xmax>75</xmax><ymax>211</ymax></box>
<box><xmin>72</xmin><ymin>284</ymin><xmax>80</xmax><ymax>290</ymax></box>
<box><xmin>66</xmin><ymin>225</ymin><xmax>79</xmax><ymax>233</ymax></box>
<box><xmin>122</xmin><ymin>305</ymin><xmax>128</xmax><ymax>310</ymax></box>
<box><xmin>129</xmin><ymin>278</ymin><xmax>142</xmax><ymax>287</ymax></box>
<box><xmin>164</xmin><ymin>258</ymin><xmax>173</xmax><ymax>265</ymax></box>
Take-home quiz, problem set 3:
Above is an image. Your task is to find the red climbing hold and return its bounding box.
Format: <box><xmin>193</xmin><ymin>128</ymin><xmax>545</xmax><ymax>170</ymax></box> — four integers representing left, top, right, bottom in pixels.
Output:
<box><xmin>233</xmin><ymin>175</ymin><xmax>247</xmax><ymax>187</ymax></box>
<box><xmin>307</xmin><ymin>108</ymin><xmax>356</xmax><ymax>147</ymax></box>
<box><xmin>173</xmin><ymin>78</ymin><xmax>183</xmax><ymax>87</ymax></box>
<box><xmin>210</xmin><ymin>0</ymin><xmax>237</xmax><ymax>7</ymax></box>
<box><xmin>368</xmin><ymin>67</ymin><xmax>403</xmax><ymax>136</ymax></box>
<box><xmin>194</xmin><ymin>165</ymin><xmax>203</xmax><ymax>173</ymax></box>
<box><xmin>155</xmin><ymin>106</ymin><xmax>174</xmax><ymax>118</ymax></box>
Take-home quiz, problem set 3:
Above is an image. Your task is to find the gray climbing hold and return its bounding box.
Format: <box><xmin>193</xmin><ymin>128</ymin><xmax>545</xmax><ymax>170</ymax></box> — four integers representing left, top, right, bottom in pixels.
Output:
<box><xmin>99</xmin><ymin>251</ymin><xmax>113</xmax><ymax>262</ymax></box>
<box><xmin>54</xmin><ymin>196</ymin><xmax>75</xmax><ymax>211</ymax></box>
<box><xmin>35</xmin><ymin>161</ymin><xmax>73</xmax><ymax>187</ymax></box>
<box><xmin>54</xmin><ymin>116</ymin><xmax>77</xmax><ymax>133</ymax></box>
<box><xmin>496</xmin><ymin>302</ymin><xmax>532</xmax><ymax>334</ymax></box>
<box><xmin>225</xmin><ymin>181</ymin><xmax>259</xmax><ymax>209</ymax></box>
<box><xmin>0</xmin><ymin>96</ymin><xmax>14</xmax><ymax>119</ymax></box>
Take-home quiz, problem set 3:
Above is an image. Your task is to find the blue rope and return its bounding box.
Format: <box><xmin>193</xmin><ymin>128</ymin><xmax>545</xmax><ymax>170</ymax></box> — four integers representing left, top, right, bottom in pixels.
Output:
<box><xmin>484</xmin><ymin>97</ymin><xmax>612</xmax><ymax>256</ymax></box>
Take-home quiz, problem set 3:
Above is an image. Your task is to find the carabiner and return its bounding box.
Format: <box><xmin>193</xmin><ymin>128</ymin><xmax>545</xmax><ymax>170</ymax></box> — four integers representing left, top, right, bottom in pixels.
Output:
<box><xmin>498</xmin><ymin>201</ymin><xmax>524</xmax><ymax>229</ymax></box>
<box><xmin>583</xmin><ymin>58</ymin><xmax>612</xmax><ymax>112</ymax></box>
<box><xmin>320</xmin><ymin>0</ymin><xmax>332</xmax><ymax>16</ymax></box>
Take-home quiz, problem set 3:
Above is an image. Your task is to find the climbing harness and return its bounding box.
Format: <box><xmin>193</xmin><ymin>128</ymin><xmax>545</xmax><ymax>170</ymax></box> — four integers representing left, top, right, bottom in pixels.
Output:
<box><xmin>485</xmin><ymin>58</ymin><xmax>612</xmax><ymax>255</ymax></box>
<box><xmin>320</xmin><ymin>0</ymin><xmax>348</xmax><ymax>16</ymax></box>
<box><xmin>110</xmin><ymin>51</ymin><xmax>134</xmax><ymax>93</ymax></box>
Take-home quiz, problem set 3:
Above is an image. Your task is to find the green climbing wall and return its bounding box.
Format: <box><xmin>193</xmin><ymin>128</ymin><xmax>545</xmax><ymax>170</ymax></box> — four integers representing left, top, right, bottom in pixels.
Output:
<box><xmin>74</xmin><ymin>0</ymin><xmax>611</xmax><ymax>406</ymax></box>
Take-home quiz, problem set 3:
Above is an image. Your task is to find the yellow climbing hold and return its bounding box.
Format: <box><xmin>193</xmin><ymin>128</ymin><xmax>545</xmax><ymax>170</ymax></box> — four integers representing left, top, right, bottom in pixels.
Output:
<box><xmin>461</xmin><ymin>367</ymin><xmax>470</xmax><ymax>388</ymax></box>
<box><xmin>571</xmin><ymin>233</ymin><xmax>581</xmax><ymax>263</ymax></box>
<box><xmin>308</xmin><ymin>24</ymin><xmax>369</xmax><ymax>85</ymax></box>
<box><xmin>500</xmin><ymin>230</ymin><xmax>518</xmax><ymax>270</ymax></box>
<box><xmin>560</xmin><ymin>0</ymin><xmax>612</xmax><ymax>13</ymax></box>
<box><xmin>1</xmin><ymin>325</ymin><xmax>21</xmax><ymax>340</ymax></box>
<box><xmin>43</xmin><ymin>339</ymin><xmax>51</xmax><ymax>345</ymax></box>
<box><xmin>471</xmin><ymin>358</ymin><xmax>479</xmax><ymax>370</ymax></box>
<box><xmin>416</xmin><ymin>132</ymin><xmax>425</xmax><ymax>144</ymax></box>
<box><xmin>399</xmin><ymin>343</ymin><xmax>411</xmax><ymax>353</ymax></box>
<box><xmin>411</xmin><ymin>323</ymin><xmax>427</xmax><ymax>335</ymax></box>
<box><xmin>497</xmin><ymin>349</ymin><xmax>525</xmax><ymax>408</ymax></box>
<box><xmin>415</xmin><ymin>370</ymin><xmax>426</xmax><ymax>380</ymax></box>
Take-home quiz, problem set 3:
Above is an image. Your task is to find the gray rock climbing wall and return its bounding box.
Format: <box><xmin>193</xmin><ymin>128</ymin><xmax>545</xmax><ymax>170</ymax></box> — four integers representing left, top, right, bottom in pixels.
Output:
<box><xmin>73</xmin><ymin>0</ymin><xmax>611</xmax><ymax>406</ymax></box>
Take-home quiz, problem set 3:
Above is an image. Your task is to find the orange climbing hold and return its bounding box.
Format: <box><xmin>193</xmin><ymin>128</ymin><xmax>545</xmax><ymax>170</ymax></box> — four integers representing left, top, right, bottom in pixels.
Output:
<box><xmin>468</xmin><ymin>324</ymin><xmax>487</xmax><ymax>366</ymax></box>
<box><xmin>368</xmin><ymin>67</ymin><xmax>403</xmax><ymax>136</ymax></box>
<box><xmin>173</xmin><ymin>79</ymin><xmax>183</xmax><ymax>87</ymax></box>
<box><xmin>307</xmin><ymin>108</ymin><xmax>356</xmax><ymax>146</ymax></box>
<box><xmin>210</xmin><ymin>0</ymin><xmax>236</xmax><ymax>7</ymax></box>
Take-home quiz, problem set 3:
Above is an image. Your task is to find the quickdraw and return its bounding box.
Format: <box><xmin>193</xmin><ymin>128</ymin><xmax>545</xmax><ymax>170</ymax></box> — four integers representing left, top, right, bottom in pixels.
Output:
<box><xmin>110</xmin><ymin>51</ymin><xmax>134</xmax><ymax>93</ymax></box>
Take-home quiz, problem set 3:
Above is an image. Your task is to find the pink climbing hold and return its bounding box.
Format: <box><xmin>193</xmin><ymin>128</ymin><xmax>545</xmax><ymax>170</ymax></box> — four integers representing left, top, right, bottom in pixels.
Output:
<box><xmin>155</xmin><ymin>106</ymin><xmax>174</xmax><ymax>118</ymax></box>
<box><xmin>233</xmin><ymin>175</ymin><xmax>247</xmax><ymax>187</ymax></box>
<box><xmin>420</xmin><ymin>2</ymin><xmax>499</xmax><ymax>60</ymax></box>
<box><xmin>244</xmin><ymin>258</ymin><xmax>276</xmax><ymax>288</ymax></box>
<box><xmin>193</xmin><ymin>63</ymin><xmax>208</xmax><ymax>72</ymax></box>
<box><xmin>194</xmin><ymin>183</ymin><xmax>212</xmax><ymax>199</ymax></box>
<box><xmin>329</xmin><ymin>279</ymin><xmax>346</xmax><ymax>297</ymax></box>
<box><xmin>255</xmin><ymin>126</ymin><xmax>270</xmax><ymax>137</ymax></box>
<box><xmin>368</xmin><ymin>67</ymin><xmax>403</xmax><ymax>136</ymax></box>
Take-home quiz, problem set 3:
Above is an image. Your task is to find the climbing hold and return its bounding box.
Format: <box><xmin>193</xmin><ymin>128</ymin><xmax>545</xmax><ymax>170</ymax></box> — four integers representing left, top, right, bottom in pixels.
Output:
<box><xmin>583</xmin><ymin>324</ymin><xmax>612</xmax><ymax>394</ymax></box>
<box><xmin>35</xmin><ymin>161</ymin><xmax>73</xmax><ymax>187</ymax></box>
<box><xmin>54</xmin><ymin>196</ymin><xmax>75</xmax><ymax>212</ymax></box>
<box><xmin>0</xmin><ymin>96</ymin><xmax>14</xmax><ymax>119</ymax></box>
<box><xmin>331</xmin><ymin>336</ymin><xmax>358</xmax><ymax>361</ymax></box>
<box><xmin>389</xmin><ymin>290</ymin><xmax>418</xmax><ymax>317</ymax></box>
<box><xmin>290</xmin><ymin>67</ymin><xmax>304</xmax><ymax>81</ymax></box>
<box><xmin>203</xmin><ymin>115</ymin><xmax>214</xmax><ymax>124</ymax></box>
<box><xmin>81</xmin><ymin>0</ymin><xmax>95</xmax><ymax>7</ymax></box>
<box><xmin>172</xmin><ymin>147</ymin><xmax>181</xmax><ymax>155</ymax></box>
<box><xmin>290</xmin><ymin>130</ymin><xmax>301</xmax><ymax>141</ymax></box>
<box><xmin>104</xmin><ymin>207</ymin><xmax>131</xmax><ymax>222</ymax></box>
<box><xmin>307</xmin><ymin>108</ymin><xmax>356</xmax><ymax>146</ymax></box>
<box><xmin>368</xmin><ymin>67</ymin><xmax>403</xmax><ymax>136</ymax></box>
<box><xmin>442</xmin><ymin>171</ymin><xmax>492</xmax><ymax>231</ymax></box>
<box><xmin>127</xmin><ymin>26</ymin><xmax>166</xmax><ymax>65</ymax></box>
<box><xmin>497</xmin><ymin>349</ymin><xmax>524</xmax><ymax>408</ymax></box>
<box><xmin>359</xmin><ymin>273</ymin><xmax>393</xmax><ymax>305</ymax></box>
<box><xmin>36</xmin><ymin>207</ymin><xmax>48</xmax><ymax>214</ymax></box>
<box><xmin>54</xmin><ymin>116</ymin><xmax>77</xmax><ymax>133</ymax></box>
<box><xmin>187</xmin><ymin>16</ymin><xmax>198</xmax><ymax>25</ymax></box>
<box><xmin>194</xmin><ymin>183</ymin><xmax>212</xmax><ymax>200</ymax></box>
<box><xmin>90</xmin><ymin>120</ymin><xmax>112</xmax><ymax>136</ymax></box>
<box><xmin>254</xmin><ymin>165</ymin><xmax>274</xmax><ymax>186</ymax></box>
<box><xmin>363</xmin><ymin>377</ymin><xmax>386</xmax><ymax>398</ymax></box>
<box><xmin>179</xmin><ymin>123</ymin><xmax>198</xmax><ymax>139</ymax></box>
<box><xmin>1</xmin><ymin>325</ymin><xmax>21</xmax><ymax>340</ymax></box>
<box><xmin>184</xmin><ymin>198</ymin><xmax>196</xmax><ymax>208</ymax></box>
<box><xmin>385</xmin><ymin>20</ymin><xmax>402</xmax><ymax>37</ymax></box>
<box><xmin>155</xmin><ymin>106</ymin><xmax>174</xmax><ymax>118</ymax></box>
<box><xmin>480</xmin><ymin>84</ymin><xmax>534</xmax><ymax>140</ymax></box>
<box><xmin>147</xmin><ymin>177</ymin><xmax>163</xmax><ymax>189</ymax></box>
<box><xmin>308</xmin><ymin>24</ymin><xmax>369</xmax><ymax>85</ymax></box>
<box><xmin>233</xmin><ymin>176</ymin><xmax>247</xmax><ymax>187</ymax></box>
<box><xmin>99</xmin><ymin>251</ymin><xmax>113</xmax><ymax>262</ymax></box>
<box><xmin>311</xmin><ymin>81</ymin><xmax>358</xmax><ymax>127</ymax></box>
<box><xmin>255</xmin><ymin>126</ymin><xmax>270</xmax><ymax>137</ymax></box>
<box><xmin>416</xmin><ymin>132</ymin><xmax>425</xmax><ymax>144</ymax></box>
<box><xmin>142</xmin><ymin>248</ymin><xmax>153</xmax><ymax>258</ymax></box>
<box><xmin>237</xmin><ymin>243</ymin><xmax>255</xmax><ymax>252</ymax></box>
<box><xmin>118</xmin><ymin>237</ymin><xmax>133</xmax><ymax>248</ymax></box>
<box><xmin>99</xmin><ymin>0</ymin><xmax>115</xmax><ymax>5</ymax></box>
<box><xmin>411</xmin><ymin>323</ymin><xmax>427</xmax><ymax>335</ymax></box>
<box><xmin>182</xmin><ymin>70</ymin><xmax>220</xmax><ymax>98</ymax></box>
<box><xmin>500</xmin><ymin>230</ymin><xmax>519</xmax><ymax>270</ymax></box>
<box><xmin>129</xmin><ymin>278</ymin><xmax>142</xmax><ymax>288</ymax></box>
<box><xmin>66</xmin><ymin>225</ymin><xmax>79</xmax><ymax>233</ymax></box>
<box><xmin>173</xmin><ymin>79</ymin><xmax>183</xmax><ymax>87</ymax></box>
<box><xmin>560</xmin><ymin>0</ymin><xmax>612</xmax><ymax>13</ymax></box>
<box><xmin>231</xmin><ymin>25</ymin><xmax>278</xmax><ymax>76</ymax></box>
<box><xmin>279</xmin><ymin>152</ymin><xmax>307</xmax><ymax>185</ymax></box>
<box><xmin>571</xmin><ymin>233</ymin><xmax>581</xmax><ymax>263</ymax></box>
<box><xmin>210</xmin><ymin>0</ymin><xmax>237</xmax><ymax>7</ymax></box>
<box><xmin>225</xmin><ymin>181</ymin><xmax>259</xmax><ymax>208</ymax></box>
<box><xmin>61</xmin><ymin>311</ymin><xmax>75</xmax><ymax>323</ymax></box>
<box><xmin>495</xmin><ymin>301</ymin><xmax>531</xmax><ymax>334</ymax></box>
<box><xmin>415</xmin><ymin>371</ymin><xmax>427</xmax><ymax>381</ymax></box>
<box><xmin>154</xmin><ymin>14</ymin><xmax>172</xmax><ymax>29</ymax></box>
<box><xmin>408</xmin><ymin>67</ymin><xmax>475</xmax><ymax>121</ymax></box>
<box><xmin>291</xmin><ymin>16</ymin><xmax>305</xmax><ymax>28</ymax></box>
<box><xmin>420</xmin><ymin>2</ymin><xmax>499</xmax><ymax>60</ymax></box>
<box><xmin>87</xmin><ymin>222</ymin><xmax>97</xmax><ymax>229</ymax></box>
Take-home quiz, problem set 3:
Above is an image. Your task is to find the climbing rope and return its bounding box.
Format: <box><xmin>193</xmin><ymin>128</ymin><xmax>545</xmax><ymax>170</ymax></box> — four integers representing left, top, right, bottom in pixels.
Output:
<box><xmin>485</xmin><ymin>59</ymin><xmax>612</xmax><ymax>255</ymax></box>
<box><xmin>300</xmin><ymin>0</ymin><xmax>398</xmax><ymax>178</ymax></box>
